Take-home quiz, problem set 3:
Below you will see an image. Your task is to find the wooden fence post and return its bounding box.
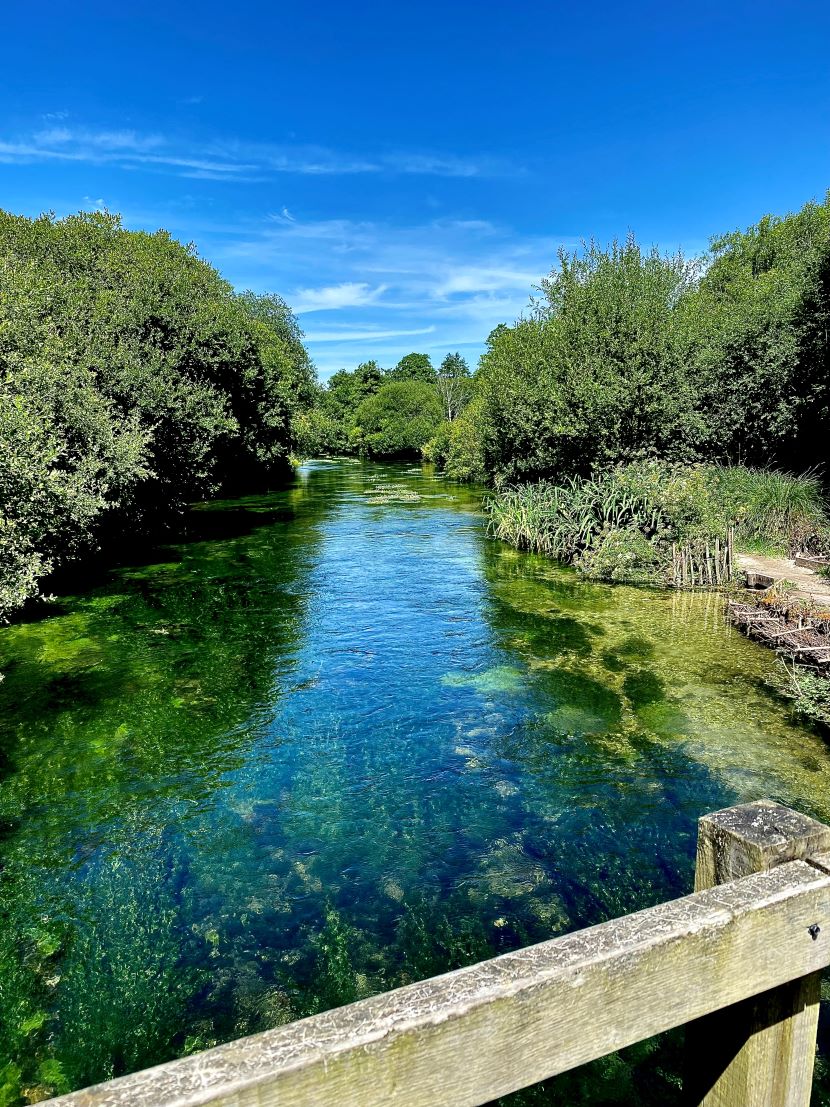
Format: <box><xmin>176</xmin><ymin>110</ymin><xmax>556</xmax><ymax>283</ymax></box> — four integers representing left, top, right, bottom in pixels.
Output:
<box><xmin>686</xmin><ymin>799</ymin><xmax>830</xmax><ymax>1106</ymax></box>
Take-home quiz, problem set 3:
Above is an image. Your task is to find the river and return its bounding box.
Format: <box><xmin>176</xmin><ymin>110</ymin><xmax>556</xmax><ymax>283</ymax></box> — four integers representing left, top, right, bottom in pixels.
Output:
<box><xmin>1</xmin><ymin>460</ymin><xmax>829</xmax><ymax>1104</ymax></box>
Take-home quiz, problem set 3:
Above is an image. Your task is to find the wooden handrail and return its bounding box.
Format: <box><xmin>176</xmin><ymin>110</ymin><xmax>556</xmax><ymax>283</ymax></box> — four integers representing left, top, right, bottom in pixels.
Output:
<box><xmin>43</xmin><ymin>801</ymin><xmax>830</xmax><ymax>1107</ymax></box>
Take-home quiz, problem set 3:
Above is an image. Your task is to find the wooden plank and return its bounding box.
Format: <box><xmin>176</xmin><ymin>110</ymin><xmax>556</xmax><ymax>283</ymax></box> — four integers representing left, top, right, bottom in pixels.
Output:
<box><xmin>44</xmin><ymin>860</ymin><xmax>830</xmax><ymax>1107</ymax></box>
<box><xmin>688</xmin><ymin>800</ymin><xmax>830</xmax><ymax>1107</ymax></box>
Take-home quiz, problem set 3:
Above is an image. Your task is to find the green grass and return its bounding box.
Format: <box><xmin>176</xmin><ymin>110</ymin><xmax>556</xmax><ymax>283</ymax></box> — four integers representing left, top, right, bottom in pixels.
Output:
<box><xmin>487</xmin><ymin>462</ymin><xmax>830</xmax><ymax>586</ymax></box>
<box><xmin>712</xmin><ymin>466</ymin><xmax>828</xmax><ymax>553</ymax></box>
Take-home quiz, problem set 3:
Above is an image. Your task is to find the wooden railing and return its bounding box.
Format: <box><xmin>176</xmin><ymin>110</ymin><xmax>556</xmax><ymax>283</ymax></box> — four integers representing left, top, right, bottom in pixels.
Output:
<box><xmin>45</xmin><ymin>800</ymin><xmax>830</xmax><ymax>1107</ymax></box>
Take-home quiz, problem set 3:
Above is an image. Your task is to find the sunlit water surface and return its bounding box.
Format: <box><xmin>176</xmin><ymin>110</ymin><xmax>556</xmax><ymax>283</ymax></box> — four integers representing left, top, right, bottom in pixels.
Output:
<box><xmin>2</xmin><ymin>461</ymin><xmax>830</xmax><ymax>1105</ymax></box>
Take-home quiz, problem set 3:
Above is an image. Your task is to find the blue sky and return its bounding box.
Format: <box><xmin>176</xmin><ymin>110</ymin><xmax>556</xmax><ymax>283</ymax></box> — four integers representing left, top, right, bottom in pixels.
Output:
<box><xmin>2</xmin><ymin>1</ymin><xmax>830</xmax><ymax>379</ymax></box>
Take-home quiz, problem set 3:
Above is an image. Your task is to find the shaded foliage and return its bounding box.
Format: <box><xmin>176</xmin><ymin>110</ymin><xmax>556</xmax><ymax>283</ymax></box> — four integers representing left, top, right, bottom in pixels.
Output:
<box><xmin>354</xmin><ymin>380</ymin><xmax>443</xmax><ymax>457</ymax></box>
<box><xmin>0</xmin><ymin>210</ymin><xmax>314</xmax><ymax>619</ymax></box>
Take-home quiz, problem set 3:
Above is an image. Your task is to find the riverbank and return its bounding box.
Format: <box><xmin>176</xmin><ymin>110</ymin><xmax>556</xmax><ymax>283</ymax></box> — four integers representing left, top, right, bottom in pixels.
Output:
<box><xmin>737</xmin><ymin>552</ymin><xmax>830</xmax><ymax>605</ymax></box>
<box><xmin>487</xmin><ymin>462</ymin><xmax>830</xmax><ymax>589</ymax></box>
<box><xmin>487</xmin><ymin>463</ymin><xmax>830</xmax><ymax>734</ymax></box>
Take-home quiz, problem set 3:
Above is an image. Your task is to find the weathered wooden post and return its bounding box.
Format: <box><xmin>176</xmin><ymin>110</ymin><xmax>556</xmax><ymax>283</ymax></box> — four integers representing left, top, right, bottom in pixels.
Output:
<box><xmin>686</xmin><ymin>799</ymin><xmax>830</xmax><ymax>1106</ymax></box>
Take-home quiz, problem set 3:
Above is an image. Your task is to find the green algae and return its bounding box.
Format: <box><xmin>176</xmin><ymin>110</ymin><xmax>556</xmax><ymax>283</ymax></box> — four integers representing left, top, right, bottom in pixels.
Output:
<box><xmin>442</xmin><ymin>665</ymin><xmax>527</xmax><ymax>695</ymax></box>
<box><xmin>0</xmin><ymin>460</ymin><xmax>829</xmax><ymax>1105</ymax></box>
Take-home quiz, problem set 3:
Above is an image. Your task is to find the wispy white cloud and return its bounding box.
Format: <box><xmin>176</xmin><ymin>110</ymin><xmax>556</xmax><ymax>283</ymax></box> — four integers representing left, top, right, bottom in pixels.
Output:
<box><xmin>33</xmin><ymin>127</ymin><xmax>164</xmax><ymax>152</ymax></box>
<box><xmin>209</xmin><ymin>211</ymin><xmax>566</xmax><ymax>377</ymax></box>
<box><xmin>292</xmin><ymin>281</ymin><xmax>389</xmax><ymax>313</ymax></box>
<box><xmin>34</xmin><ymin>126</ymin><xmax>72</xmax><ymax>145</ymax></box>
<box><xmin>434</xmin><ymin>266</ymin><xmax>541</xmax><ymax>296</ymax></box>
<box><xmin>0</xmin><ymin>129</ymin><xmax>253</xmax><ymax>177</ymax></box>
<box><xmin>0</xmin><ymin>121</ymin><xmax>517</xmax><ymax>181</ymax></box>
<box><xmin>304</xmin><ymin>325</ymin><xmax>435</xmax><ymax>342</ymax></box>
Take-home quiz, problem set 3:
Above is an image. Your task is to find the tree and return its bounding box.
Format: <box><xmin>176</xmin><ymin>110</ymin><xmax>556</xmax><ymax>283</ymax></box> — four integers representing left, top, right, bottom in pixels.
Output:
<box><xmin>436</xmin><ymin>352</ymin><xmax>472</xmax><ymax>421</ymax></box>
<box><xmin>387</xmin><ymin>352</ymin><xmax>436</xmax><ymax>383</ymax></box>
<box><xmin>681</xmin><ymin>194</ymin><xmax>830</xmax><ymax>468</ymax></box>
<box><xmin>353</xmin><ymin>380</ymin><xmax>443</xmax><ymax>456</ymax></box>
<box><xmin>476</xmin><ymin>236</ymin><xmax>701</xmax><ymax>483</ymax></box>
<box><xmin>353</xmin><ymin>360</ymin><xmax>385</xmax><ymax>396</ymax></box>
<box><xmin>0</xmin><ymin>208</ymin><xmax>314</xmax><ymax>619</ymax></box>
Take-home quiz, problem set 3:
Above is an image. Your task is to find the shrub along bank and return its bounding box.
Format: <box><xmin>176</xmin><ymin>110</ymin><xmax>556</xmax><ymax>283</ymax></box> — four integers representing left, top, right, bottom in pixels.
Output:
<box><xmin>0</xmin><ymin>210</ymin><xmax>316</xmax><ymax>621</ymax></box>
<box><xmin>487</xmin><ymin>462</ymin><xmax>829</xmax><ymax>586</ymax></box>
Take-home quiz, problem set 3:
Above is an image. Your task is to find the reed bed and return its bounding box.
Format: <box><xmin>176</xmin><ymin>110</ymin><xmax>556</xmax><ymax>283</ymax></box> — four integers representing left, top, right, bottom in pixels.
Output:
<box><xmin>487</xmin><ymin>462</ymin><xmax>829</xmax><ymax>587</ymax></box>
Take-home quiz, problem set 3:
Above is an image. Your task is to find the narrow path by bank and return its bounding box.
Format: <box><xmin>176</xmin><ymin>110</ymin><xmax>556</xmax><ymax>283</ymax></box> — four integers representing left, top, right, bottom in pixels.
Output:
<box><xmin>738</xmin><ymin>552</ymin><xmax>830</xmax><ymax>607</ymax></box>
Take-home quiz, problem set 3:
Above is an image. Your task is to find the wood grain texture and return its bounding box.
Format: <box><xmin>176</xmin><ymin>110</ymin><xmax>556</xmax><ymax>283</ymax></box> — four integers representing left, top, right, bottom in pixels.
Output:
<box><xmin>44</xmin><ymin>860</ymin><xmax>830</xmax><ymax>1107</ymax></box>
<box><xmin>689</xmin><ymin>799</ymin><xmax>830</xmax><ymax>1107</ymax></box>
<box><xmin>694</xmin><ymin>799</ymin><xmax>830</xmax><ymax>892</ymax></box>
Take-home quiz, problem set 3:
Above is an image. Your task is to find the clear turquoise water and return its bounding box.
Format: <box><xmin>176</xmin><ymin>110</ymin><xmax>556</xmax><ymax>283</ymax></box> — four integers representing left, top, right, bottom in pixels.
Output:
<box><xmin>2</xmin><ymin>460</ymin><xmax>830</xmax><ymax>1104</ymax></box>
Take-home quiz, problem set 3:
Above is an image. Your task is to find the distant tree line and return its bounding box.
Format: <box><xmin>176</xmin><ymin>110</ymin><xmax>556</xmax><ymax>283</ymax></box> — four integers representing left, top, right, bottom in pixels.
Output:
<box><xmin>301</xmin><ymin>351</ymin><xmax>473</xmax><ymax>459</ymax></box>
<box><xmin>0</xmin><ymin>210</ymin><xmax>316</xmax><ymax>620</ymax></box>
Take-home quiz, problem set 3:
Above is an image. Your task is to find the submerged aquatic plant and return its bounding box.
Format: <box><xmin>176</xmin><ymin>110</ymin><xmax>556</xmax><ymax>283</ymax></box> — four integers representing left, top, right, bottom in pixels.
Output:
<box><xmin>770</xmin><ymin>662</ymin><xmax>830</xmax><ymax>730</ymax></box>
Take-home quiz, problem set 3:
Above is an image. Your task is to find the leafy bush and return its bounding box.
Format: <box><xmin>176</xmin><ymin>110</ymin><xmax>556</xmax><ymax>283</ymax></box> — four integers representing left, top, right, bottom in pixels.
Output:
<box><xmin>353</xmin><ymin>380</ymin><xmax>443</xmax><ymax>457</ymax></box>
<box><xmin>574</xmin><ymin>528</ymin><xmax>664</xmax><ymax>583</ymax></box>
<box><xmin>473</xmin><ymin>238</ymin><xmax>701</xmax><ymax>484</ymax></box>
<box><xmin>487</xmin><ymin>462</ymin><xmax>830</xmax><ymax>584</ymax></box>
<box><xmin>0</xmin><ymin>209</ymin><xmax>314</xmax><ymax>620</ymax></box>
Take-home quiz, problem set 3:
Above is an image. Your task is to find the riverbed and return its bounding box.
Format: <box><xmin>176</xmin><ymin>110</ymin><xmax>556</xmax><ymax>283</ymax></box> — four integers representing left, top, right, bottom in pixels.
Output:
<box><xmin>1</xmin><ymin>461</ymin><xmax>829</xmax><ymax>1104</ymax></box>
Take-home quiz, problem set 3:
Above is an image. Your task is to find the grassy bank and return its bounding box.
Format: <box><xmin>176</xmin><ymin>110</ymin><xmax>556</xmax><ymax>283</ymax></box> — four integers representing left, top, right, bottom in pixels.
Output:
<box><xmin>489</xmin><ymin>463</ymin><xmax>830</xmax><ymax>730</ymax></box>
<box><xmin>487</xmin><ymin>462</ymin><xmax>829</xmax><ymax>587</ymax></box>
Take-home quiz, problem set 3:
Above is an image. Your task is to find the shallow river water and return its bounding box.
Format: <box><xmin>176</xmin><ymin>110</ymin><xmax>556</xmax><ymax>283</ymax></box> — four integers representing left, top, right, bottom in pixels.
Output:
<box><xmin>2</xmin><ymin>460</ymin><xmax>830</xmax><ymax>1104</ymax></box>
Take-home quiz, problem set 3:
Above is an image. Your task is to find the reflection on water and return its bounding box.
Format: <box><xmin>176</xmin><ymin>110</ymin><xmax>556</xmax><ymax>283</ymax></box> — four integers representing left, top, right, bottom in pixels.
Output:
<box><xmin>1</xmin><ymin>460</ymin><xmax>829</xmax><ymax>1104</ymax></box>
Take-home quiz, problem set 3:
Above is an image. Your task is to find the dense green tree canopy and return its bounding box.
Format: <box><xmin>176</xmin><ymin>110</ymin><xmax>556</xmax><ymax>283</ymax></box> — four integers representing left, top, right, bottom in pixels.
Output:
<box><xmin>354</xmin><ymin>380</ymin><xmax>443</xmax><ymax>456</ymax></box>
<box><xmin>683</xmin><ymin>196</ymin><xmax>830</xmax><ymax>468</ymax></box>
<box><xmin>419</xmin><ymin>197</ymin><xmax>830</xmax><ymax>485</ymax></box>
<box><xmin>0</xmin><ymin>209</ymin><xmax>314</xmax><ymax>618</ymax></box>
<box><xmin>387</xmin><ymin>352</ymin><xmax>436</xmax><ymax>383</ymax></box>
<box><xmin>472</xmin><ymin>238</ymin><xmax>700</xmax><ymax>483</ymax></box>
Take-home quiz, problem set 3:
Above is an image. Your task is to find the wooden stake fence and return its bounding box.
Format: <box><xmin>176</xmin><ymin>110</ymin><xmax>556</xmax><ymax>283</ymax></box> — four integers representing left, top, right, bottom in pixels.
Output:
<box><xmin>672</xmin><ymin>527</ymin><xmax>735</xmax><ymax>588</ymax></box>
